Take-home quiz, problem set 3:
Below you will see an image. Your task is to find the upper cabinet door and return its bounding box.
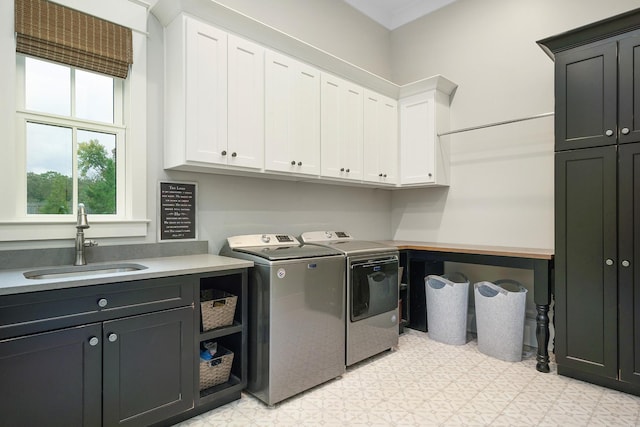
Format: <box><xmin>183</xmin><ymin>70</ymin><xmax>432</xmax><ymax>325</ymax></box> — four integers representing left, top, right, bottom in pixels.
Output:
<box><xmin>265</xmin><ymin>50</ymin><xmax>320</xmax><ymax>176</ymax></box>
<box><xmin>227</xmin><ymin>34</ymin><xmax>265</xmax><ymax>169</ymax></box>
<box><xmin>321</xmin><ymin>74</ymin><xmax>364</xmax><ymax>181</ymax></box>
<box><xmin>363</xmin><ymin>90</ymin><xmax>397</xmax><ymax>185</ymax></box>
<box><xmin>185</xmin><ymin>18</ymin><xmax>228</xmax><ymax>163</ymax></box>
<box><xmin>618</xmin><ymin>32</ymin><xmax>640</xmax><ymax>145</ymax></box>
<box><xmin>554</xmin><ymin>41</ymin><xmax>617</xmax><ymax>151</ymax></box>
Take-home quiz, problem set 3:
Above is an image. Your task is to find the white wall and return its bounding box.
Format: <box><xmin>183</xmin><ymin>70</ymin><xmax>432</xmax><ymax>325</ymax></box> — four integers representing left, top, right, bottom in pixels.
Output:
<box><xmin>389</xmin><ymin>0</ymin><xmax>640</xmax><ymax>249</ymax></box>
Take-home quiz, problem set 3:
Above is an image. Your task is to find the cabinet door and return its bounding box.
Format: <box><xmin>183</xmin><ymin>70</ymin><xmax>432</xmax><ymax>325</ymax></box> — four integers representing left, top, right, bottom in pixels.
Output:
<box><xmin>363</xmin><ymin>90</ymin><xmax>397</xmax><ymax>185</ymax></box>
<box><xmin>228</xmin><ymin>34</ymin><xmax>264</xmax><ymax>169</ymax></box>
<box><xmin>554</xmin><ymin>41</ymin><xmax>617</xmax><ymax>151</ymax></box>
<box><xmin>185</xmin><ymin>18</ymin><xmax>228</xmax><ymax>163</ymax></box>
<box><xmin>103</xmin><ymin>307</ymin><xmax>194</xmax><ymax>426</ymax></box>
<box><xmin>618</xmin><ymin>33</ymin><xmax>640</xmax><ymax>145</ymax></box>
<box><xmin>555</xmin><ymin>146</ymin><xmax>617</xmax><ymax>379</ymax></box>
<box><xmin>400</xmin><ymin>91</ymin><xmax>436</xmax><ymax>185</ymax></box>
<box><xmin>619</xmin><ymin>142</ymin><xmax>640</xmax><ymax>386</ymax></box>
<box><xmin>321</xmin><ymin>74</ymin><xmax>363</xmax><ymax>180</ymax></box>
<box><xmin>0</xmin><ymin>324</ymin><xmax>102</xmax><ymax>427</ymax></box>
<box><xmin>265</xmin><ymin>51</ymin><xmax>320</xmax><ymax>176</ymax></box>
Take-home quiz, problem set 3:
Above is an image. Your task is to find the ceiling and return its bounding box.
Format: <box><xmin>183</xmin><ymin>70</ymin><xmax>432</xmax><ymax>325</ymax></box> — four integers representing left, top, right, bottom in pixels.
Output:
<box><xmin>342</xmin><ymin>0</ymin><xmax>456</xmax><ymax>30</ymax></box>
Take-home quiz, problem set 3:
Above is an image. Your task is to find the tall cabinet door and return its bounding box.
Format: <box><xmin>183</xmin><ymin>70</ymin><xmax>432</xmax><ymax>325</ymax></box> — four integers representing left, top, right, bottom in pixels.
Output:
<box><xmin>363</xmin><ymin>90</ymin><xmax>397</xmax><ymax>185</ymax></box>
<box><xmin>102</xmin><ymin>307</ymin><xmax>194</xmax><ymax>427</ymax></box>
<box><xmin>554</xmin><ymin>42</ymin><xmax>617</xmax><ymax>151</ymax></box>
<box><xmin>555</xmin><ymin>146</ymin><xmax>618</xmax><ymax>379</ymax></box>
<box><xmin>185</xmin><ymin>18</ymin><xmax>228</xmax><ymax>163</ymax></box>
<box><xmin>618</xmin><ymin>33</ymin><xmax>640</xmax><ymax>145</ymax></box>
<box><xmin>619</xmin><ymin>142</ymin><xmax>640</xmax><ymax>386</ymax></box>
<box><xmin>228</xmin><ymin>34</ymin><xmax>264</xmax><ymax>169</ymax></box>
<box><xmin>265</xmin><ymin>50</ymin><xmax>320</xmax><ymax>176</ymax></box>
<box><xmin>0</xmin><ymin>324</ymin><xmax>102</xmax><ymax>427</ymax></box>
<box><xmin>321</xmin><ymin>74</ymin><xmax>363</xmax><ymax>180</ymax></box>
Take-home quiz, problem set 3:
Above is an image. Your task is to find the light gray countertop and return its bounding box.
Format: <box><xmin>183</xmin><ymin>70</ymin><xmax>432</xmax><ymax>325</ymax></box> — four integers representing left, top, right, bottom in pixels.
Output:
<box><xmin>0</xmin><ymin>254</ymin><xmax>253</xmax><ymax>296</ymax></box>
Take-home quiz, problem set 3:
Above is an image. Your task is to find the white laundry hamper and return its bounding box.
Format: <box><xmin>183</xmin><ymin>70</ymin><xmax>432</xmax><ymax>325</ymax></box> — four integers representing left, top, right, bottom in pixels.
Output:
<box><xmin>425</xmin><ymin>273</ymin><xmax>469</xmax><ymax>345</ymax></box>
<box><xmin>474</xmin><ymin>280</ymin><xmax>527</xmax><ymax>362</ymax></box>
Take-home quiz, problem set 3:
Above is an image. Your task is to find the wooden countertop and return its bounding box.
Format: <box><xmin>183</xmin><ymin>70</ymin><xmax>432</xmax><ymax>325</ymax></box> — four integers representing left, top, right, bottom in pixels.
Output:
<box><xmin>379</xmin><ymin>240</ymin><xmax>554</xmax><ymax>260</ymax></box>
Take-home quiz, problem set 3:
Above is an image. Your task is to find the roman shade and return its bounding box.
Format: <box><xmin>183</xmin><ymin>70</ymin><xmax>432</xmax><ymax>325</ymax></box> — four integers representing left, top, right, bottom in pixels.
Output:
<box><xmin>14</xmin><ymin>0</ymin><xmax>133</xmax><ymax>79</ymax></box>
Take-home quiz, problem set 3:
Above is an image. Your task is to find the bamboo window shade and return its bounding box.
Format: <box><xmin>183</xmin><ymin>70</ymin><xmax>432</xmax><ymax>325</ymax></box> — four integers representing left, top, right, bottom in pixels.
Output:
<box><xmin>14</xmin><ymin>0</ymin><xmax>133</xmax><ymax>79</ymax></box>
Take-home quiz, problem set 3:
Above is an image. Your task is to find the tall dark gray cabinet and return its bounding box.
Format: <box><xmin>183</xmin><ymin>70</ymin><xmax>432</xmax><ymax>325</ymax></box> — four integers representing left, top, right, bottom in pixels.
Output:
<box><xmin>539</xmin><ymin>8</ymin><xmax>640</xmax><ymax>395</ymax></box>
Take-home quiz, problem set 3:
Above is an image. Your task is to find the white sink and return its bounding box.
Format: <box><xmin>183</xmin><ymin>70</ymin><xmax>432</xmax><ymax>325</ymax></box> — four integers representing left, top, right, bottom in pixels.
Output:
<box><xmin>23</xmin><ymin>263</ymin><xmax>148</xmax><ymax>280</ymax></box>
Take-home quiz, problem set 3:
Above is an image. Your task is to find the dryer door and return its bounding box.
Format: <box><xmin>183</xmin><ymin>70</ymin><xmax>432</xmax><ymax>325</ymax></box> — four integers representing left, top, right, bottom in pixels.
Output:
<box><xmin>350</xmin><ymin>257</ymin><xmax>399</xmax><ymax>321</ymax></box>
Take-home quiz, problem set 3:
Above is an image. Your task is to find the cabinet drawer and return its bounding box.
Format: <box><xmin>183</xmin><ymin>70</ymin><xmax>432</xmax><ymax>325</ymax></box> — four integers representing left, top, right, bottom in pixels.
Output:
<box><xmin>0</xmin><ymin>276</ymin><xmax>195</xmax><ymax>339</ymax></box>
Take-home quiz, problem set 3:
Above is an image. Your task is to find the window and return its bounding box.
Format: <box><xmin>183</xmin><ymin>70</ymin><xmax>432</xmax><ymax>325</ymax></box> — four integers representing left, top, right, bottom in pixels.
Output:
<box><xmin>19</xmin><ymin>56</ymin><xmax>125</xmax><ymax>217</ymax></box>
<box><xmin>0</xmin><ymin>0</ymin><xmax>148</xmax><ymax>242</ymax></box>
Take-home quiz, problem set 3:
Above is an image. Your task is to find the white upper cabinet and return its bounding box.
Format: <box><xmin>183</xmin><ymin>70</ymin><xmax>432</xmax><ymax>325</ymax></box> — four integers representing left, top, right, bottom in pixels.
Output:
<box><xmin>363</xmin><ymin>90</ymin><xmax>398</xmax><ymax>185</ymax></box>
<box><xmin>227</xmin><ymin>34</ymin><xmax>265</xmax><ymax>169</ymax></box>
<box><xmin>265</xmin><ymin>50</ymin><xmax>320</xmax><ymax>176</ymax></box>
<box><xmin>399</xmin><ymin>89</ymin><xmax>451</xmax><ymax>186</ymax></box>
<box><xmin>164</xmin><ymin>15</ymin><xmax>264</xmax><ymax>171</ymax></box>
<box><xmin>321</xmin><ymin>74</ymin><xmax>364</xmax><ymax>181</ymax></box>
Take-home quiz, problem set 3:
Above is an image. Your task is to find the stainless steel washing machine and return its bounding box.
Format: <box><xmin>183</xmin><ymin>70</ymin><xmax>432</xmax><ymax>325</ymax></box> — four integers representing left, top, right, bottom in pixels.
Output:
<box><xmin>300</xmin><ymin>231</ymin><xmax>399</xmax><ymax>366</ymax></box>
<box><xmin>220</xmin><ymin>234</ymin><xmax>345</xmax><ymax>405</ymax></box>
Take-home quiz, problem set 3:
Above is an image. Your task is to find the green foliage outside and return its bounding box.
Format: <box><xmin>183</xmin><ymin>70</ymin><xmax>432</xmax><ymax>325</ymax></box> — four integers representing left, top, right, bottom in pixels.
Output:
<box><xmin>27</xmin><ymin>139</ymin><xmax>116</xmax><ymax>214</ymax></box>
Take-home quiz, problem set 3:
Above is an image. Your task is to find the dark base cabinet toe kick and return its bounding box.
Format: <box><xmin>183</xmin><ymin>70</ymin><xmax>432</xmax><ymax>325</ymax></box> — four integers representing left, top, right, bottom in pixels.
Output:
<box><xmin>390</xmin><ymin>241</ymin><xmax>554</xmax><ymax>374</ymax></box>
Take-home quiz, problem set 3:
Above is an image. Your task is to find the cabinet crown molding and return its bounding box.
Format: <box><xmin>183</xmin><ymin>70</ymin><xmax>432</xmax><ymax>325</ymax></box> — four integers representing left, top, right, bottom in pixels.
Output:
<box><xmin>537</xmin><ymin>7</ymin><xmax>640</xmax><ymax>60</ymax></box>
<box><xmin>150</xmin><ymin>0</ymin><xmax>457</xmax><ymax>100</ymax></box>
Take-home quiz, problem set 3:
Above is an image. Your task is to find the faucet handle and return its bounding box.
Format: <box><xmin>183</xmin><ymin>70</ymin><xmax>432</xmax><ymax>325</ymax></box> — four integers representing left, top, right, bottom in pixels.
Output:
<box><xmin>85</xmin><ymin>240</ymin><xmax>98</xmax><ymax>248</ymax></box>
<box><xmin>77</xmin><ymin>203</ymin><xmax>89</xmax><ymax>228</ymax></box>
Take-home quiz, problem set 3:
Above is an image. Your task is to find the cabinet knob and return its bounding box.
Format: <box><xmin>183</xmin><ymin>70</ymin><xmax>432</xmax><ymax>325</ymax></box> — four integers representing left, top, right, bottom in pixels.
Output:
<box><xmin>298</xmin><ymin>161</ymin><xmax>302</xmax><ymax>166</ymax></box>
<box><xmin>605</xmin><ymin>129</ymin><xmax>614</xmax><ymax>137</ymax></box>
<box><xmin>221</xmin><ymin>150</ymin><xmax>227</xmax><ymax>156</ymax></box>
<box><xmin>340</xmin><ymin>168</ymin><xmax>345</xmax><ymax>172</ymax></box>
<box><xmin>108</xmin><ymin>333</ymin><xmax>118</xmax><ymax>343</ymax></box>
<box><xmin>346</xmin><ymin>168</ymin><xmax>350</xmax><ymax>173</ymax></box>
<box><xmin>291</xmin><ymin>160</ymin><xmax>296</xmax><ymax>165</ymax></box>
<box><xmin>622</xmin><ymin>260</ymin><xmax>631</xmax><ymax>267</ymax></box>
<box><xmin>383</xmin><ymin>174</ymin><xmax>387</xmax><ymax>178</ymax></box>
<box><xmin>379</xmin><ymin>173</ymin><xmax>383</xmax><ymax>177</ymax></box>
<box><xmin>428</xmin><ymin>173</ymin><xmax>433</xmax><ymax>178</ymax></box>
<box><xmin>89</xmin><ymin>336</ymin><xmax>99</xmax><ymax>346</ymax></box>
<box><xmin>605</xmin><ymin>258</ymin><xmax>614</xmax><ymax>266</ymax></box>
<box><xmin>97</xmin><ymin>298</ymin><xmax>108</xmax><ymax>308</ymax></box>
<box><xmin>622</xmin><ymin>127</ymin><xmax>630</xmax><ymax>135</ymax></box>
<box><xmin>231</xmin><ymin>152</ymin><xmax>237</xmax><ymax>157</ymax></box>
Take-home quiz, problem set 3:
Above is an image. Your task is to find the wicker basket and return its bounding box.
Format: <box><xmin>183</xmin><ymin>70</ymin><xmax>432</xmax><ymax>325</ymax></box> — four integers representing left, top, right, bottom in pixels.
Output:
<box><xmin>200</xmin><ymin>289</ymin><xmax>237</xmax><ymax>331</ymax></box>
<box><xmin>199</xmin><ymin>346</ymin><xmax>234</xmax><ymax>390</ymax></box>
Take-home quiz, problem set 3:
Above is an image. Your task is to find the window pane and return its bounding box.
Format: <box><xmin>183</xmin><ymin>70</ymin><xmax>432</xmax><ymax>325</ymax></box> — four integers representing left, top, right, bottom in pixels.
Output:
<box><xmin>77</xmin><ymin>130</ymin><xmax>117</xmax><ymax>215</ymax></box>
<box><xmin>25</xmin><ymin>57</ymin><xmax>71</xmax><ymax>116</ymax></box>
<box><xmin>76</xmin><ymin>70</ymin><xmax>114</xmax><ymax>123</ymax></box>
<box><xmin>26</xmin><ymin>122</ymin><xmax>72</xmax><ymax>214</ymax></box>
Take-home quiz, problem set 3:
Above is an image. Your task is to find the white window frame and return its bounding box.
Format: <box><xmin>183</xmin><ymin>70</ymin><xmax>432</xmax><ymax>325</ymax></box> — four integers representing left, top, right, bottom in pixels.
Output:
<box><xmin>0</xmin><ymin>0</ymin><xmax>148</xmax><ymax>242</ymax></box>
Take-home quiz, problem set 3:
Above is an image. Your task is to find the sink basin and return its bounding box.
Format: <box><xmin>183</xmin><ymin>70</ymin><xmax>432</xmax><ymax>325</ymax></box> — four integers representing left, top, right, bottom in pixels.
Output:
<box><xmin>24</xmin><ymin>263</ymin><xmax>148</xmax><ymax>280</ymax></box>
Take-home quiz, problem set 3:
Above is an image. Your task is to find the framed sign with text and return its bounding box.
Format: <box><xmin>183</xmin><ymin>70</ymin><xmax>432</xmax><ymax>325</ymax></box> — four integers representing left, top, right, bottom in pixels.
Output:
<box><xmin>158</xmin><ymin>181</ymin><xmax>197</xmax><ymax>241</ymax></box>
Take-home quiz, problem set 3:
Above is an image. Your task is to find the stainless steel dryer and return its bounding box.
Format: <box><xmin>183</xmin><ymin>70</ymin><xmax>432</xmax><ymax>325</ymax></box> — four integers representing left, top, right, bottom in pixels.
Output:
<box><xmin>300</xmin><ymin>231</ymin><xmax>399</xmax><ymax>366</ymax></box>
<box><xmin>220</xmin><ymin>234</ymin><xmax>345</xmax><ymax>406</ymax></box>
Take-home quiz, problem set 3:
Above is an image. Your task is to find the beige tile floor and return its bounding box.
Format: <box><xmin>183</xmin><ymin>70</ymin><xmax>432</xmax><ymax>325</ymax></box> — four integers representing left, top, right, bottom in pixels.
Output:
<box><xmin>176</xmin><ymin>329</ymin><xmax>640</xmax><ymax>426</ymax></box>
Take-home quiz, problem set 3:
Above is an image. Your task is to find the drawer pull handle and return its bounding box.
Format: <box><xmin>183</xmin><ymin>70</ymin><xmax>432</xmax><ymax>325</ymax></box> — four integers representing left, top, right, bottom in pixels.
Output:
<box><xmin>97</xmin><ymin>298</ymin><xmax>108</xmax><ymax>308</ymax></box>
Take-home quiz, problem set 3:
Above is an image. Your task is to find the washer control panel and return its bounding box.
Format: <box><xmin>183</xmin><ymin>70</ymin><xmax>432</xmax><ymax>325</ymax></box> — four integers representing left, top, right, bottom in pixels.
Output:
<box><xmin>300</xmin><ymin>231</ymin><xmax>353</xmax><ymax>243</ymax></box>
<box><xmin>227</xmin><ymin>234</ymin><xmax>300</xmax><ymax>248</ymax></box>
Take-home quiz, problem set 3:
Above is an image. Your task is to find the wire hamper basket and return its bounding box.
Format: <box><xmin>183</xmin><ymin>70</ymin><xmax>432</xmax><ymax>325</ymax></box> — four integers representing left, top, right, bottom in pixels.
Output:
<box><xmin>199</xmin><ymin>346</ymin><xmax>234</xmax><ymax>390</ymax></box>
<box><xmin>200</xmin><ymin>289</ymin><xmax>237</xmax><ymax>331</ymax></box>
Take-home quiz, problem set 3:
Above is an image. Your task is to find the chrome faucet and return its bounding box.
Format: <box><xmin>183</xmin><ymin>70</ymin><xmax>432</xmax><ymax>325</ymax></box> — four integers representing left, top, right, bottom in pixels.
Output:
<box><xmin>74</xmin><ymin>203</ymin><xmax>98</xmax><ymax>266</ymax></box>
